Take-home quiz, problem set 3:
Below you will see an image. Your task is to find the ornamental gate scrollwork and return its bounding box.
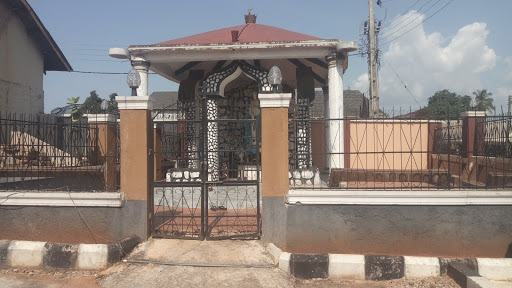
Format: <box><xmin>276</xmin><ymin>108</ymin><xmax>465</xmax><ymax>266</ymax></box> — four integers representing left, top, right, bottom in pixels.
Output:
<box><xmin>153</xmin><ymin>63</ymin><xmax>262</xmax><ymax>240</ymax></box>
<box><xmin>202</xmin><ymin>60</ymin><xmax>272</xmax><ymax>95</ymax></box>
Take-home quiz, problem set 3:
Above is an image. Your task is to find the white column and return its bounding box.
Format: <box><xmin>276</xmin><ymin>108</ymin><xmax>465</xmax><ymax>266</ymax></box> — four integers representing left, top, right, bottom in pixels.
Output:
<box><xmin>131</xmin><ymin>60</ymin><xmax>150</xmax><ymax>96</ymax></box>
<box><xmin>326</xmin><ymin>52</ymin><xmax>344</xmax><ymax>170</ymax></box>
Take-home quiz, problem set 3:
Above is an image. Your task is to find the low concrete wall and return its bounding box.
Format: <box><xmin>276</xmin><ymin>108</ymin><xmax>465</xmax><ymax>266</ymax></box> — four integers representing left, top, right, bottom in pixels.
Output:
<box><xmin>348</xmin><ymin>120</ymin><xmax>431</xmax><ymax>170</ymax></box>
<box><xmin>263</xmin><ymin>198</ymin><xmax>512</xmax><ymax>258</ymax></box>
<box><xmin>433</xmin><ymin>154</ymin><xmax>512</xmax><ymax>187</ymax></box>
<box><xmin>0</xmin><ymin>200</ymin><xmax>147</xmax><ymax>244</ymax></box>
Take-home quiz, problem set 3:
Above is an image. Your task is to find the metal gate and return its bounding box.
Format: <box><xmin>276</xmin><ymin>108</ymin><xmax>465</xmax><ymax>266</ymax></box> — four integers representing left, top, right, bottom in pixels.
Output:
<box><xmin>152</xmin><ymin>84</ymin><xmax>261</xmax><ymax>240</ymax></box>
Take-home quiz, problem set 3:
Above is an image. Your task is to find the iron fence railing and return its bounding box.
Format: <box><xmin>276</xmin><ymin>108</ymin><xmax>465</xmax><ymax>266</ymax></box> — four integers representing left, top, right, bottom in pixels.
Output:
<box><xmin>0</xmin><ymin>113</ymin><xmax>119</xmax><ymax>192</ymax></box>
<box><xmin>288</xmin><ymin>113</ymin><xmax>512</xmax><ymax>190</ymax></box>
<box><xmin>434</xmin><ymin>121</ymin><xmax>463</xmax><ymax>155</ymax></box>
<box><xmin>476</xmin><ymin>115</ymin><xmax>512</xmax><ymax>158</ymax></box>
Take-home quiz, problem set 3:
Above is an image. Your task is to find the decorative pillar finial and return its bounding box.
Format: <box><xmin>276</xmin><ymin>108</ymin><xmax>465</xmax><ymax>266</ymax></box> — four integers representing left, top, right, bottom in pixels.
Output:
<box><xmin>245</xmin><ymin>9</ymin><xmax>256</xmax><ymax>24</ymax></box>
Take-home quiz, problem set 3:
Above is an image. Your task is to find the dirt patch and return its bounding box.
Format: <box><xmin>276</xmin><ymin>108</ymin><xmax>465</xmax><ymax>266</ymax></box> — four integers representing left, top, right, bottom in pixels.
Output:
<box><xmin>295</xmin><ymin>276</ymin><xmax>459</xmax><ymax>288</ymax></box>
<box><xmin>0</xmin><ymin>268</ymin><xmax>99</xmax><ymax>288</ymax></box>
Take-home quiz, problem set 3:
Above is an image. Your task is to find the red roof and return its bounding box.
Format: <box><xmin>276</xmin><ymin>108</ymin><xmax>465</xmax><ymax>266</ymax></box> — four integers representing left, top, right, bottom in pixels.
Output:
<box><xmin>153</xmin><ymin>23</ymin><xmax>322</xmax><ymax>46</ymax></box>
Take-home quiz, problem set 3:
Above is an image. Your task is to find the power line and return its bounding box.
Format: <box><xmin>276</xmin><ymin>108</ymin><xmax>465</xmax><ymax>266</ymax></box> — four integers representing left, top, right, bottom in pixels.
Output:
<box><xmin>71</xmin><ymin>71</ymin><xmax>128</xmax><ymax>75</ymax></box>
<box><xmin>69</xmin><ymin>53</ymin><xmax>114</xmax><ymax>57</ymax></box>
<box><xmin>381</xmin><ymin>0</ymin><xmax>440</xmax><ymax>39</ymax></box>
<box><xmin>382</xmin><ymin>55</ymin><xmax>421</xmax><ymax>109</ymax></box>
<box><xmin>66</xmin><ymin>48</ymin><xmax>110</xmax><ymax>52</ymax></box>
<box><xmin>70</xmin><ymin>71</ymin><xmax>157</xmax><ymax>75</ymax></box>
<box><xmin>382</xmin><ymin>0</ymin><xmax>455</xmax><ymax>45</ymax></box>
<box><xmin>381</xmin><ymin>0</ymin><xmax>423</xmax><ymax>28</ymax></box>
<box><xmin>66</xmin><ymin>43</ymin><xmax>130</xmax><ymax>47</ymax></box>
<box><xmin>70</xmin><ymin>59</ymin><xmax>127</xmax><ymax>62</ymax></box>
<box><xmin>381</xmin><ymin>0</ymin><xmax>435</xmax><ymax>36</ymax></box>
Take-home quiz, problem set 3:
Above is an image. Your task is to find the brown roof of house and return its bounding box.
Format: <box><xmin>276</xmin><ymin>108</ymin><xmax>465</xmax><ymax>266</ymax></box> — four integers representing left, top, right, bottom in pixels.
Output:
<box><xmin>146</xmin><ymin>23</ymin><xmax>322</xmax><ymax>47</ymax></box>
<box><xmin>5</xmin><ymin>0</ymin><xmax>72</xmax><ymax>71</ymax></box>
<box><xmin>150</xmin><ymin>91</ymin><xmax>179</xmax><ymax>109</ymax></box>
<box><xmin>310</xmin><ymin>90</ymin><xmax>369</xmax><ymax>119</ymax></box>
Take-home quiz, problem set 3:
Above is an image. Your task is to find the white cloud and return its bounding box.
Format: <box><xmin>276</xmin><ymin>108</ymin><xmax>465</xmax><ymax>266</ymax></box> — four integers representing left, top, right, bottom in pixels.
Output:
<box><xmin>351</xmin><ymin>11</ymin><xmax>497</xmax><ymax>109</ymax></box>
<box><xmin>505</xmin><ymin>57</ymin><xmax>512</xmax><ymax>81</ymax></box>
<box><xmin>496</xmin><ymin>87</ymin><xmax>512</xmax><ymax>110</ymax></box>
<box><xmin>350</xmin><ymin>73</ymin><xmax>369</xmax><ymax>93</ymax></box>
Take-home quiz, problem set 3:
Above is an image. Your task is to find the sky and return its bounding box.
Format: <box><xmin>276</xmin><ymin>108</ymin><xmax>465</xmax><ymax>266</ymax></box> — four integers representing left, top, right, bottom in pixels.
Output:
<box><xmin>30</xmin><ymin>0</ymin><xmax>512</xmax><ymax>114</ymax></box>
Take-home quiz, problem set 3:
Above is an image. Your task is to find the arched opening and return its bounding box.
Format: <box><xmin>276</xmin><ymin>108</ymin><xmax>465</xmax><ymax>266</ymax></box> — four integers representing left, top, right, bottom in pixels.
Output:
<box><xmin>217</xmin><ymin>73</ymin><xmax>261</xmax><ymax>180</ymax></box>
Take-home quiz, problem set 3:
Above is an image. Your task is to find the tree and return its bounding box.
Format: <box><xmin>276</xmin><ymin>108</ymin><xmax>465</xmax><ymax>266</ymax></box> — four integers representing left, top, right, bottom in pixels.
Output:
<box><xmin>472</xmin><ymin>89</ymin><xmax>494</xmax><ymax>114</ymax></box>
<box><xmin>66</xmin><ymin>97</ymin><xmax>82</xmax><ymax>122</ymax></box>
<box><xmin>427</xmin><ymin>89</ymin><xmax>471</xmax><ymax>119</ymax></box>
<box><xmin>79</xmin><ymin>90</ymin><xmax>103</xmax><ymax>114</ymax></box>
<box><xmin>106</xmin><ymin>93</ymin><xmax>119</xmax><ymax>115</ymax></box>
<box><xmin>79</xmin><ymin>91</ymin><xmax>119</xmax><ymax>115</ymax></box>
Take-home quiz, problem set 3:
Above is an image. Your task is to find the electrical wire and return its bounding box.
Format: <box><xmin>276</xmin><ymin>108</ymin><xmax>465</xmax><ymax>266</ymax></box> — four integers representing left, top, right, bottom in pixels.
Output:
<box><xmin>382</xmin><ymin>0</ymin><xmax>433</xmax><ymax>33</ymax></box>
<box><xmin>70</xmin><ymin>59</ymin><xmax>127</xmax><ymax>62</ymax></box>
<box><xmin>70</xmin><ymin>71</ymin><xmax>157</xmax><ymax>75</ymax></box>
<box><xmin>382</xmin><ymin>55</ymin><xmax>421</xmax><ymax>109</ymax></box>
<box><xmin>381</xmin><ymin>0</ymin><xmax>423</xmax><ymax>28</ymax></box>
<box><xmin>381</xmin><ymin>0</ymin><xmax>440</xmax><ymax>39</ymax></box>
<box><xmin>382</xmin><ymin>0</ymin><xmax>455</xmax><ymax>45</ymax></box>
<box><xmin>123</xmin><ymin>259</ymin><xmax>276</xmax><ymax>269</ymax></box>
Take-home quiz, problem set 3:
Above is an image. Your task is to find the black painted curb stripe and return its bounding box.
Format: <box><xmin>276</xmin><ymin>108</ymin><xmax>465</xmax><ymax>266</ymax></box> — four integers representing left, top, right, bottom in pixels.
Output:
<box><xmin>282</xmin><ymin>253</ymin><xmax>485</xmax><ymax>280</ymax></box>
<box><xmin>364</xmin><ymin>255</ymin><xmax>404</xmax><ymax>281</ymax></box>
<box><xmin>119</xmin><ymin>236</ymin><xmax>142</xmax><ymax>258</ymax></box>
<box><xmin>0</xmin><ymin>240</ymin><xmax>11</xmax><ymax>269</ymax></box>
<box><xmin>439</xmin><ymin>258</ymin><xmax>478</xmax><ymax>275</ymax></box>
<box><xmin>447</xmin><ymin>262</ymin><xmax>481</xmax><ymax>288</ymax></box>
<box><xmin>107</xmin><ymin>243</ymin><xmax>121</xmax><ymax>265</ymax></box>
<box><xmin>43</xmin><ymin>243</ymin><xmax>78</xmax><ymax>269</ymax></box>
<box><xmin>0</xmin><ymin>236</ymin><xmax>141</xmax><ymax>270</ymax></box>
<box><xmin>290</xmin><ymin>253</ymin><xmax>329</xmax><ymax>279</ymax></box>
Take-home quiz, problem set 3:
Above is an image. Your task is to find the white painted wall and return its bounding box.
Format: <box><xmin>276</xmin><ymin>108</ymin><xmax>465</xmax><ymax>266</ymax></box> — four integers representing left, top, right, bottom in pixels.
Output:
<box><xmin>0</xmin><ymin>1</ymin><xmax>44</xmax><ymax>115</ymax></box>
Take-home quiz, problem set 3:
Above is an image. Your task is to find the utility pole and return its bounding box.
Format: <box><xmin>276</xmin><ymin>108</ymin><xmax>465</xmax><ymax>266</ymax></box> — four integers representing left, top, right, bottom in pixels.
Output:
<box><xmin>368</xmin><ymin>0</ymin><xmax>380</xmax><ymax>118</ymax></box>
<box><xmin>508</xmin><ymin>95</ymin><xmax>512</xmax><ymax>116</ymax></box>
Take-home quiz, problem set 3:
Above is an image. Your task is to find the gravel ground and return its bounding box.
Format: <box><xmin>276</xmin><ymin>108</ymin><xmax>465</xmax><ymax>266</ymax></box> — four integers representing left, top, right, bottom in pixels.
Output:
<box><xmin>294</xmin><ymin>276</ymin><xmax>459</xmax><ymax>288</ymax></box>
<box><xmin>0</xmin><ymin>238</ymin><xmax>463</xmax><ymax>287</ymax></box>
<box><xmin>0</xmin><ymin>268</ymin><xmax>99</xmax><ymax>288</ymax></box>
<box><xmin>0</xmin><ymin>266</ymin><xmax>461</xmax><ymax>288</ymax></box>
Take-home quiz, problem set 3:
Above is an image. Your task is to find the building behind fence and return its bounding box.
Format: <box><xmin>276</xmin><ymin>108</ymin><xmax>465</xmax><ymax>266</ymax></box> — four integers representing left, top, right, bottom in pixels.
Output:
<box><xmin>0</xmin><ymin>113</ymin><xmax>119</xmax><ymax>192</ymax></box>
<box><xmin>289</xmin><ymin>110</ymin><xmax>512</xmax><ymax>190</ymax></box>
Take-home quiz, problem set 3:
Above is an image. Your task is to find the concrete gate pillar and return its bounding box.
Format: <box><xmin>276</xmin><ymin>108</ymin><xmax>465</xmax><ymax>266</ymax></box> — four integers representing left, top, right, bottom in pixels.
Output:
<box><xmin>88</xmin><ymin>114</ymin><xmax>117</xmax><ymax>190</ymax></box>
<box><xmin>116</xmin><ymin>95</ymin><xmax>154</xmax><ymax>240</ymax></box>
<box><xmin>258</xmin><ymin>92</ymin><xmax>292</xmax><ymax>247</ymax></box>
<box><xmin>461</xmin><ymin>111</ymin><xmax>486</xmax><ymax>159</ymax></box>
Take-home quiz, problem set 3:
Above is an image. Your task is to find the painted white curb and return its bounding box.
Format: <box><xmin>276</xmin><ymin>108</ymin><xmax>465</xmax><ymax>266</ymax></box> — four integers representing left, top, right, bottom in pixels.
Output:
<box><xmin>0</xmin><ymin>237</ymin><xmax>139</xmax><ymax>270</ymax></box>
<box><xmin>266</xmin><ymin>243</ymin><xmax>282</xmax><ymax>265</ymax></box>
<box><xmin>467</xmin><ymin>276</ymin><xmax>496</xmax><ymax>288</ymax></box>
<box><xmin>8</xmin><ymin>241</ymin><xmax>46</xmax><ymax>268</ymax></box>
<box><xmin>404</xmin><ymin>256</ymin><xmax>440</xmax><ymax>278</ymax></box>
<box><xmin>77</xmin><ymin>244</ymin><xmax>108</xmax><ymax>270</ymax></box>
<box><xmin>477</xmin><ymin>258</ymin><xmax>512</xmax><ymax>281</ymax></box>
<box><xmin>279</xmin><ymin>252</ymin><xmax>291</xmax><ymax>273</ymax></box>
<box><xmin>329</xmin><ymin>254</ymin><xmax>365</xmax><ymax>280</ymax></box>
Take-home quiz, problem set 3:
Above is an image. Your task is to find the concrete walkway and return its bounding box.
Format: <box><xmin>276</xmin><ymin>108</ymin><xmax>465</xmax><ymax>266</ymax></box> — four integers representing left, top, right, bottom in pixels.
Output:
<box><xmin>98</xmin><ymin>238</ymin><xmax>293</xmax><ymax>288</ymax></box>
<box><xmin>125</xmin><ymin>238</ymin><xmax>273</xmax><ymax>266</ymax></box>
<box><xmin>0</xmin><ymin>239</ymin><xmax>462</xmax><ymax>287</ymax></box>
